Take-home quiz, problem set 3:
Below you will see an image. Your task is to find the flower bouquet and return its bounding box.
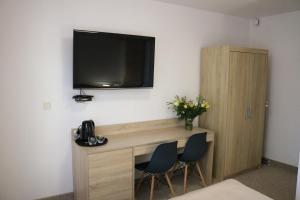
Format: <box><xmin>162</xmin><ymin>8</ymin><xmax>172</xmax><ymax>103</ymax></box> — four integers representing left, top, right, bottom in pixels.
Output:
<box><xmin>168</xmin><ymin>96</ymin><xmax>209</xmax><ymax>130</ymax></box>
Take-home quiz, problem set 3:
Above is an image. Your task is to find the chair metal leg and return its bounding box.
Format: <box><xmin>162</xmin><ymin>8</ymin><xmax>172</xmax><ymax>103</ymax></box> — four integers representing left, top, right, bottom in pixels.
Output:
<box><xmin>196</xmin><ymin>162</ymin><xmax>207</xmax><ymax>187</ymax></box>
<box><xmin>183</xmin><ymin>164</ymin><xmax>188</xmax><ymax>193</ymax></box>
<box><xmin>149</xmin><ymin>175</ymin><xmax>155</xmax><ymax>200</ymax></box>
<box><xmin>135</xmin><ymin>172</ymin><xmax>145</xmax><ymax>195</ymax></box>
<box><xmin>165</xmin><ymin>173</ymin><xmax>175</xmax><ymax>196</ymax></box>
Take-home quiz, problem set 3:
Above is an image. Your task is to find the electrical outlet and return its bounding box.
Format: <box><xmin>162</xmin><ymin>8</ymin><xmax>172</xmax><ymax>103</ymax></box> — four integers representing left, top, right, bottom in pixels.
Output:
<box><xmin>43</xmin><ymin>102</ymin><xmax>52</xmax><ymax>110</ymax></box>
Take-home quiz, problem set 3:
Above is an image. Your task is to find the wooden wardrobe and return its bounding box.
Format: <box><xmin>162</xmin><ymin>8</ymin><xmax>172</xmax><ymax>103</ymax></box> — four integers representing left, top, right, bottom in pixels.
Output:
<box><xmin>199</xmin><ymin>46</ymin><xmax>268</xmax><ymax>181</ymax></box>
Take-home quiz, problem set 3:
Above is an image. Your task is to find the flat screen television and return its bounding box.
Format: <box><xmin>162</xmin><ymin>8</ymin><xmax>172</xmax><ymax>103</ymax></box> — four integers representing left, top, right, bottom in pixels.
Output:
<box><xmin>73</xmin><ymin>30</ymin><xmax>155</xmax><ymax>89</ymax></box>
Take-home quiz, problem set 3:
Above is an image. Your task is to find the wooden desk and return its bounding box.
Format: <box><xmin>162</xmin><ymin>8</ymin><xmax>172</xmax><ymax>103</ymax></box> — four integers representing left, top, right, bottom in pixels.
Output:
<box><xmin>72</xmin><ymin>119</ymin><xmax>214</xmax><ymax>200</ymax></box>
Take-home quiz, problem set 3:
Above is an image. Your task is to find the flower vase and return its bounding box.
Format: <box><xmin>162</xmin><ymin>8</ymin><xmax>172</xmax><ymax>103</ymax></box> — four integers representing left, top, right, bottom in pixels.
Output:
<box><xmin>185</xmin><ymin>117</ymin><xmax>194</xmax><ymax>130</ymax></box>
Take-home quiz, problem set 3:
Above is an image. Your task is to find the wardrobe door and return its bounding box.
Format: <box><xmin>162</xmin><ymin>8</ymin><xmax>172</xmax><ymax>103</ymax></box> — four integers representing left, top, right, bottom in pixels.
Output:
<box><xmin>247</xmin><ymin>53</ymin><xmax>268</xmax><ymax>168</ymax></box>
<box><xmin>224</xmin><ymin>52</ymin><xmax>254</xmax><ymax>177</ymax></box>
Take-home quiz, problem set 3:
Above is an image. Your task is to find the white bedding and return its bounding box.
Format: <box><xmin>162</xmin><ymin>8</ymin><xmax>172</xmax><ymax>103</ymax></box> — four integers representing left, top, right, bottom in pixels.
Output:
<box><xmin>170</xmin><ymin>179</ymin><xmax>273</xmax><ymax>200</ymax></box>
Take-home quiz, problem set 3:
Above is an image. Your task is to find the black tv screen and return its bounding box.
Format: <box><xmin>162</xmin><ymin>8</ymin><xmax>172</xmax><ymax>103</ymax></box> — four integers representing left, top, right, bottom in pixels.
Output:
<box><xmin>73</xmin><ymin>30</ymin><xmax>155</xmax><ymax>89</ymax></box>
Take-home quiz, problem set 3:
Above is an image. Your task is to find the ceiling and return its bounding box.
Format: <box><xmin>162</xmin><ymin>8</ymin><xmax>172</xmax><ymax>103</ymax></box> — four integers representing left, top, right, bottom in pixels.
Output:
<box><xmin>155</xmin><ymin>0</ymin><xmax>300</xmax><ymax>19</ymax></box>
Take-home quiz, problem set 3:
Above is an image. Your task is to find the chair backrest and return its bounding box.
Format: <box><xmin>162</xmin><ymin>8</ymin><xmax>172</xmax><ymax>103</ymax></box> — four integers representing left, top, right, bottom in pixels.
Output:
<box><xmin>181</xmin><ymin>133</ymin><xmax>207</xmax><ymax>162</ymax></box>
<box><xmin>146</xmin><ymin>141</ymin><xmax>178</xmax><ymax>173</ymax></box>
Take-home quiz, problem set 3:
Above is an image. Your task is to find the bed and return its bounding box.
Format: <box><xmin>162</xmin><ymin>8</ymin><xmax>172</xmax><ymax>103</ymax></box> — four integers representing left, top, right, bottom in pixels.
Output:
<box><xmin>170</xmin><ymin>179</ymin><xmax>273</xmax><ymax>200</ymax></box>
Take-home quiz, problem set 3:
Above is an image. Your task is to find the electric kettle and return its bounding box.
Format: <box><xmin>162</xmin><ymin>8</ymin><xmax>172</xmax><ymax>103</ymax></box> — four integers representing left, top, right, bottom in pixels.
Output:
<box><xmin>80</xmin><ymin>120</ymin><xmax>95</xmax><ymax>141</ymax></box>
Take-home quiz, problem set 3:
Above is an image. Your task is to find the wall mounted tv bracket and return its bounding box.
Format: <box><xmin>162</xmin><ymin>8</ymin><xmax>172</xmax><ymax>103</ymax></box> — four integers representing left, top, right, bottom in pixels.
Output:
<box><xmin>73</xmin><ymin>89</ymin><xmax>94</xmax><ymax>103</ymax></box>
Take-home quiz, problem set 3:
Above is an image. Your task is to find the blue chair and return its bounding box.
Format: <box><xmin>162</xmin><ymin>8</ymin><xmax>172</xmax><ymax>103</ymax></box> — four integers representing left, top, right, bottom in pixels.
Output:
<box><xmin>178</xmin><ymin>133</ymin><xmax>207</xmax><ymax>193</ymax></box>
<box><xmin>135</xmin><ymin>141</ymin><xmax>178</xmax><ymax>200</ymax></box>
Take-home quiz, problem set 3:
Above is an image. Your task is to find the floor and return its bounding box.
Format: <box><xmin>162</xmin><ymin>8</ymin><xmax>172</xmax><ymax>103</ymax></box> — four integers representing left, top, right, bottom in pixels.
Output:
<box><xmin>135</xmin><ymin>169</ymin><xmax>204</xmax><ymax>200</ymax></box>
<box><xmin>235</xmin><ymin>164</ymin><xmax>297</xmax><ymax>200</ymax></box>
<box><xmin>135</xmin><ymin>164</ymin><xmax>298</xmax><ymax>200</ymax></box>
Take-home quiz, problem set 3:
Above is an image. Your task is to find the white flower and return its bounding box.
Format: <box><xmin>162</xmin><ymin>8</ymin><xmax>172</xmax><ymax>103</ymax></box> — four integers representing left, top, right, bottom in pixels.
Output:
<box><xmin>184</xmin><ymin>104</ymin><xmax>187</xmax><ymax>109</ymax></box>
<box><xmin>174</xmin><ymin>101</ymin><xmax>179</xmax><ymax>106</ymax></box>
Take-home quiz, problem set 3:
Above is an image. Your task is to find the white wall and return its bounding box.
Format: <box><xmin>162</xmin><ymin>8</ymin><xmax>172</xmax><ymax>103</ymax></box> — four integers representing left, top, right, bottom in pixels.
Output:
<box><xmin>0</xmin><ymin>0</ymin><xmax>250</xmax><ymax>199</ymax></box>
<box><xmin>250</xmin><ymin>11</ymin><xmax>300</xmax><ymax>167</ymax></box>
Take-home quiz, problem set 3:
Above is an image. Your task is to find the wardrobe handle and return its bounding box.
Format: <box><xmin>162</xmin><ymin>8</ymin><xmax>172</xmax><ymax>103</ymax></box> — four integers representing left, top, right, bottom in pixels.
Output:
<box><xmin>265</xmin><ymin>100</ymin><xmax>269</xmax><ymax>108</ymax></box>
<box><xmin>245</xmin><ymin>105</ymin><xmax>248</xmax><ymax>120</ymax></box>
<box><xmin>244</xmin><ymin>104</ymin><xmax>252</xmax><ymax>119</ymax></box>
<box><xmin>248</xmin><ymin>104</ymin><xmax>252</xmax><ymax>119</ymax></box>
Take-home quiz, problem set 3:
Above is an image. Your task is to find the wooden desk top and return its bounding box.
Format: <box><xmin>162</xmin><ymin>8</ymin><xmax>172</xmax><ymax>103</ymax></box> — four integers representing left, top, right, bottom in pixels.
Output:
<box><xmin>73</xmin><ymin>121</ymin><xmax>214</xmax><ymax>155</ymax></box>
<box><xmin>72</xmin><ymin>119</ymin><xmax>215</xmax><ymax>200</ymax></box>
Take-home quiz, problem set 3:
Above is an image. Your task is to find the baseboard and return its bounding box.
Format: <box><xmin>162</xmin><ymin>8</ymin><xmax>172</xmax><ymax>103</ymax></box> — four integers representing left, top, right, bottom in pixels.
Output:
<box><xmin>262</xmin><ymin>157</ymin><xmax>298</xmax><ymax>172</ymax></box>
<box><xmin>36</xmin><ymin>192</ymin><xmax>73</xmax><ymax>200</ymax></box>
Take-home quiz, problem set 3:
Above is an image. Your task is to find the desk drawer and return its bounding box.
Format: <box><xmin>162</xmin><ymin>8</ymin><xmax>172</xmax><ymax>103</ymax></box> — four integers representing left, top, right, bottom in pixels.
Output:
<box><xmin>88</xmin><ymin>148</ymin><xmax>133</xmax><ymax>200</ymax></box>
<box><xmin>134</xmin><ymin>139</ymin><xmax>187</xmax><ymax>156</ymax></box>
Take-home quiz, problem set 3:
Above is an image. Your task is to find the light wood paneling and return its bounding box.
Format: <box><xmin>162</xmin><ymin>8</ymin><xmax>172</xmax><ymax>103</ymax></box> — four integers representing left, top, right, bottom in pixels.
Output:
<box><xmin>133</xmin><ymin>130</ymin><xmax>214</xmax><ymax>156</ymax></box>
<box><xmin>95</xmin><ymin>118</ymin><xmax>184</xmax><ymax>136</ymax></box>
<box><xmin>72</xmin><ymin>141</ymin><xmax>88</xmax><ymax>200</ymax></box>
<box><xmin>72</xmin><ymin>118</ymin><xmax>215</xmax><ymax>200</ymax></box>
<box><xmin>229</xmin><ymin>46</ymin><xmax>268</xmax><ymax>54</ymax></box>
<box><xmin>200</xmin><ymin>46</ymin><xmax>230</xmax><ymax>180</ymax></box>
<box><xmin>199</xmin><ymin>140</ymin><xmax>214</xmax><ymax>184</ymax></box>
<box><xmin>224</xmin><ymin>52</ymin><xmax>254</xmax><ymax>176</ymax></box>
<box><xmin>88</xmin><ymin>148</ymin><xmax>133</xmax><ymax>200</ymax></box>
<box><xmin>200</xmin><ymin>46</ymin><xmax>268</xmax><ymax>180</ymax></box>
<box><xmin>83</xmin><ymin>126</ymin><xmax>213</xmax><ymax>155</ymax></box>
<box><xmin>225</xmin><ymin>52</ymin><xmax>268</xmax><ymax>176</ymax></box>
<box><xmin>247</xmin><ymin>53</ymin><xmax>268</xmax><ymax>167</ymax></box>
